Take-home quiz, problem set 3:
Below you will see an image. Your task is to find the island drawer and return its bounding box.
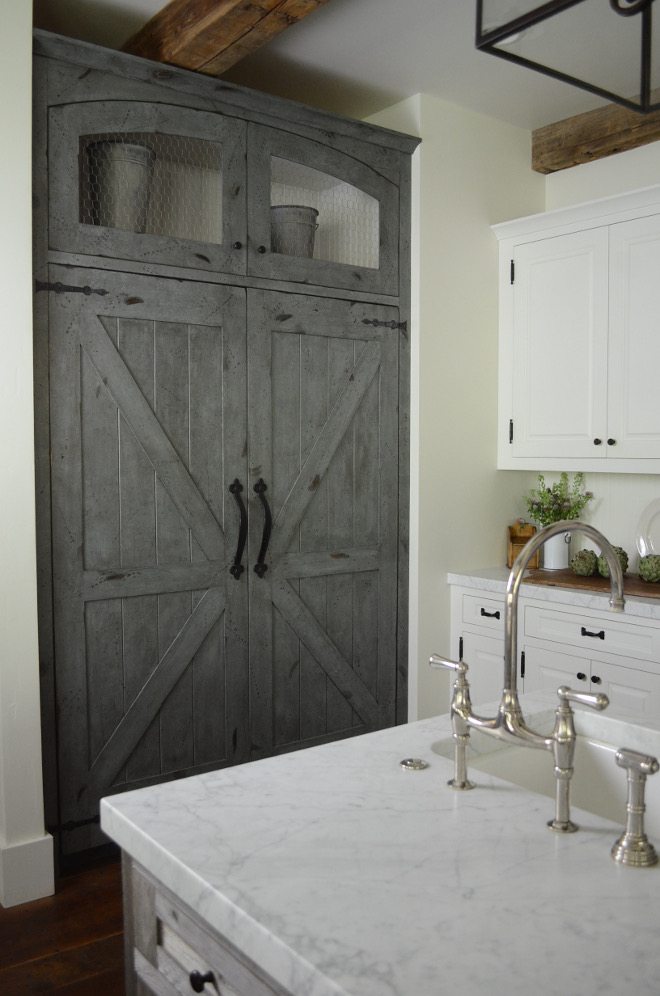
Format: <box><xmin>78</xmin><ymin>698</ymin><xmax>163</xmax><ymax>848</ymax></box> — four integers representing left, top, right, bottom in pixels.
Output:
<box><xmin>523</xmin><ymin>604</ymin><xmax>660</xmax><ymax>664</ymax></box>
<box><xmin>129</xmin><ymin>860</ymin><xmax>290</xmax><ymax>996</ymax></box>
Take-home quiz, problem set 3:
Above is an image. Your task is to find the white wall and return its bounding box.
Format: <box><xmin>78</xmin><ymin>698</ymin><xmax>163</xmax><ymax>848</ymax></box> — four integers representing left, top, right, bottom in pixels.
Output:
<box><xmin>369</xmin><ymin>94</ymin><xmax>545</xmax><ymax>718</ymax></box>
<box><xmin>545</xmin><ymin>144</ymin><xmax>660</xmax><ymax>574</ymax></box>
<box><xmin>0</xmin><ymin>8</ymin><xmax>54</xmax><ymax>906</ymax></box>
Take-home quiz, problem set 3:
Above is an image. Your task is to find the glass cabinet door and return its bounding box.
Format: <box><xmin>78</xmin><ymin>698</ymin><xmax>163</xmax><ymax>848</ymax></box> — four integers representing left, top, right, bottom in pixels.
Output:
<box><xmin>48</xmin><ymin>101</ymin><xmax>247</xmax><ymax>275</ymax></box>
<box><xmin>247</xmin><ymin>125</ymin><xmax>399</xmax><ymax>295</ymax></box>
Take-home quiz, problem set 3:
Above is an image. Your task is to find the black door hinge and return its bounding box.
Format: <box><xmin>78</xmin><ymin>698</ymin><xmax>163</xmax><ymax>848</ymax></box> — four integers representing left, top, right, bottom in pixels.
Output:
<box><xmin>35</xmin><ymin>279</ymin><xmax>108</xmax><ymax>297</ymax></box>
<box><xmin>362</xmin><ymin>318</ymin><xmax>407</xmax><ymax>332</ymax></box>
<box><xmin>520</xmin><ymin>650</ymin><xmax>526</xmax><ymax>679</ymax></box>
<box><xmin>509</xmin><ymin>419</ymin><xmax>514</xmax><ymax>444</ymax></box>
<box><xmin>510</xmin><ymin>259</ymin><xmax>515</xmax><ymax>284</ymax></box>
<box><xmin>47</xmin><ymin>814</ymin><xmax>100</xmax><ymax>834</ymax></box>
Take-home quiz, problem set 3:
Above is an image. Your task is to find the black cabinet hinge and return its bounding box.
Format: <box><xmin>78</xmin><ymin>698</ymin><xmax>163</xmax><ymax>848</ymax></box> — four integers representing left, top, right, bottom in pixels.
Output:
<box><xmin>510</xmin><ymin>259</ymin><xmax>515</xmax><ymax>284</ymax></box>
<box><xmin>35</xmin><ymin>279</ymin><xmax>108</xmax><ymax>297</ymax></box>
<box><xmin>509</xmin><ymin>419</ymin><xmax>514</xmax><ymax>444</ymax></box>
<box><xmin>47</xmin><ymin>814</ymin><xmax>100</xmax><ymax>834</ymax></box>
<box><xmin>520</xmin><ymin>650</ymin><xmax>526</xmax><ymax>679</ymax></box>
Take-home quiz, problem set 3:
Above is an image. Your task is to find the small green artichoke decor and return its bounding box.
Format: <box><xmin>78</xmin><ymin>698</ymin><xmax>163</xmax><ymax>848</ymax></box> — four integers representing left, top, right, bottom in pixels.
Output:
<box><xmin>571</xmin><ymin>549</ymin><xmax>598</xmax><ymax>576</ymax></box>
<box><xmin>524</xmin><ymin>472</ymin><xmax>593</xmax><ymax>527</ymax></box>
<box><xmin>597</xmin><ymin>547</ymin><xmax>629</xmax><ymax>578</ymax></box>
<box><xmin>639</xmin><ymin>555</ymin><xmax>660</xmax><ymax>583</ymax></box>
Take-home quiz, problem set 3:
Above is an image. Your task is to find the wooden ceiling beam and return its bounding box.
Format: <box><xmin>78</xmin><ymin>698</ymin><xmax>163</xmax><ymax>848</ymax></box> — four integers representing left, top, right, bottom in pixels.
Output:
<box><xmin>123</xmin><ymin>0</ymin><xmax>331</xmax><ymax>76</ymax></box>
<box><xmin>532</xmin><ymin>95</ymin><xmax>660</xmax><ymax>174</ymax></box>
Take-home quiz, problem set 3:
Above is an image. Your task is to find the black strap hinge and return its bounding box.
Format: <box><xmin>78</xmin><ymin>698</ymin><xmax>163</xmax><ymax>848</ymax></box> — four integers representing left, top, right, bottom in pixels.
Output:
<box><xmin>47</xmin><ymin>814</ymin><xmax>100</xmax><ymax>834</ymax></box>
<box><xmin>36</xmin><ymin>280</ymin><xmax>108</xmax><ymax>297</ymax></box>
<box><xmin>362</xmin><ymin>318</ymin><xmax>407</xmax><ymax>332</ymax></box>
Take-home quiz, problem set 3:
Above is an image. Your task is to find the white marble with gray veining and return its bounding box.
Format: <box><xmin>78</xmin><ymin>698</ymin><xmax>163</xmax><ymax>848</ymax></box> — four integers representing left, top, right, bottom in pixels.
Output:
<box><xmin>448</xmin><ymin>566</ymin><xmax>660</xmax><ymax>620</ymax></box>
<box><xmin>101</xmin><ymin>693</ymin><xmax>660</xmax><ymax>996</ymax></box>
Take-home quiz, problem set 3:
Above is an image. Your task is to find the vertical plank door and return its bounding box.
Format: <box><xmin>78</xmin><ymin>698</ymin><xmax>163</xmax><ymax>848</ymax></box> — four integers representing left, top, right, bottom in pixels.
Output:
<box><xmin>247</xmin><ymin>290</ymin><xmax>404</xmax><ymax>757</ymax></box>
<box><xmin>46</xmin><ymin>265</ymin><xmax>248</xmax><ymax>852</ymax></box>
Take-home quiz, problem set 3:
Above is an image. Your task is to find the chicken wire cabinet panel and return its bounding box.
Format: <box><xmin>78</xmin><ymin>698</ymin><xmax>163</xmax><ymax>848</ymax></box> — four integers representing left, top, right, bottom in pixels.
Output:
<box><xmin>494</xmin><ymin>185</ymin><xmax>660</xmax><ymax>473</ymax></box>
<box><xmin>33</xmin><ymin>31</ymin><xmax>418</xmax><ymax>855</ymax></box>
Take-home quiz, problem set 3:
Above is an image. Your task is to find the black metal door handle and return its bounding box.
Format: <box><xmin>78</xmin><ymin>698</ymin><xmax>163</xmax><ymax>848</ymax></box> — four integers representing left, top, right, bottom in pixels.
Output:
<box><xmin>480</xmin><ymin>608</ymin><xmax>500</xmax><ymax>619</ymax></box>
<box><xmin>253</xmin><ymin>478</ymin><xmax>272</xmax><ymax>578</ymax></box>
<box><xmin>228</xmin><ymin>479</ymin><xmax>247</xmax><ymax>580</ymax></box>
<box><xmin>190</xmin><ymin>970</ymin><xmax>215</xmax><ymax>993</ymax></box>
<box><xmin>581</xmin><ymin>626</ymin><xmax>605</xmax><ymax>640</ymax></box>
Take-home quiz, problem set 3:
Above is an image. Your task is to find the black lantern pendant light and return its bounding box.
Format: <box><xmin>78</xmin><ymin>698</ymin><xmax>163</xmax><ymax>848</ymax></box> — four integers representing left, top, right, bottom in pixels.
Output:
<box><xmin>476</xmin><ymin>0</ymin><xmax>660</xmax><ymax>113</ymax></box>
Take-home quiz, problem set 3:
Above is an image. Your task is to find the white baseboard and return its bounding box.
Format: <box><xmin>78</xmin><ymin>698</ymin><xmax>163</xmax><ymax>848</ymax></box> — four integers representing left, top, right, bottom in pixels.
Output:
<box><xmin>0</xmin><ymin>832</ymin><xmax>54</xmax><ymax>908</ymax></box>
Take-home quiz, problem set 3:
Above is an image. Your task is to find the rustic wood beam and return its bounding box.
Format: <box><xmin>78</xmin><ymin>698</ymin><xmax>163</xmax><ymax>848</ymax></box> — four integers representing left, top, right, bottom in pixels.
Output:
<box><xmin>532</xmin><ymin>94</ymin><xmax>660</xmax><ymax>174</ymax></box>
<box><xmin>123</xmin><ymin>0</ymin><xmax>332</xmax><ymax>76</ymax></box>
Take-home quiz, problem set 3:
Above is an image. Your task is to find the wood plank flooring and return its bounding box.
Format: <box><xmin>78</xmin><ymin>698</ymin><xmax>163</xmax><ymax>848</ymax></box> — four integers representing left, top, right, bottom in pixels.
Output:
<box><xmin>0</xmin><ymin>855</ymin><xmax>124</xmax><ymax>995</ymax></box>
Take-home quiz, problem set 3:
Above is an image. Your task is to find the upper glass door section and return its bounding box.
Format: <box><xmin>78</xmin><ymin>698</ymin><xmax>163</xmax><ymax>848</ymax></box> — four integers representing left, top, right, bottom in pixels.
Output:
<box><xmin>248</xmin><ymin>125</ymin><xmax>399</xmax><ymax>295</ymax></box>
<box><xmin>49</xmin><ymin>101</ymin><xmax>247</xmax><ymax>275</ymax></box>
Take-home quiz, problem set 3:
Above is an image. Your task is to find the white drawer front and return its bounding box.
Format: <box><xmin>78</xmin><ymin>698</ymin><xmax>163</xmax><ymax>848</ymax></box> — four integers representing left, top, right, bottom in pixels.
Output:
<box><xmin>462</xmin><ymin>594</ymin><xmax>504</xmax><ymax>633</ymax></box>
<box><xmin>524</xmin><ymin>605</ymin><xmax>660</xmax><ymax>664</ymax></box>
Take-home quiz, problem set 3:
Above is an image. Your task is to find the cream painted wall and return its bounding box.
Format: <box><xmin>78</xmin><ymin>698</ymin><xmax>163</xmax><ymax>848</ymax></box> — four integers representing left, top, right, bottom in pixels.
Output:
<box><xmin>0</xmin><ymin>8</ymin><xmax>54</xmax><ymax>906</ymax></box>
<box><xmin>369</xmin><ymin>95</ymin><xmax>545</xmax><ymax>719</ymax></box>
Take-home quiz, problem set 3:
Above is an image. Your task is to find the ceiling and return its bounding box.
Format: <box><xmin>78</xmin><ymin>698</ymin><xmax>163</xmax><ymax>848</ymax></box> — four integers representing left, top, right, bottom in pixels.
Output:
<box><xmin>32</xmin><ymin>0</ymin><xmax>610</xmax><ymax>131</ymax></box>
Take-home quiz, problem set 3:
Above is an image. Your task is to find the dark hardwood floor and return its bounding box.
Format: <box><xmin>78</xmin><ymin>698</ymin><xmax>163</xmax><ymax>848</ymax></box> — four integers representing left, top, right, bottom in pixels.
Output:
<box><xmin>0</xmin><ymin>854</ymin><xmax>124</xmax><ymax>995</ymax></box>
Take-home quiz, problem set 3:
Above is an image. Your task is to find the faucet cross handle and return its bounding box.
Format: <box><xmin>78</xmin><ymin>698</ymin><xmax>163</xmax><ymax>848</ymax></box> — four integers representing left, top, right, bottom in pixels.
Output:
<box><xmin>611</xmin><ymin>748</ymin><xmax>659</xmax><ymax>867</ymax></box>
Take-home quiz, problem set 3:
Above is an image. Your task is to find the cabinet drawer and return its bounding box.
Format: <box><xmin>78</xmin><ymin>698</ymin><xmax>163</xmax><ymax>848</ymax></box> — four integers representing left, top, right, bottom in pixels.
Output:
<box><xmin>461</xmin><ymin>594</ymin><xmax>505</xmax><ymax>633</ymax></box>
<box><xmin>524</xmin><ymin>605</ymin><xmax>660</xmax><ymax>664</ymax></box>
<box><xmin>152</xmin><ymin>890</ymin><xmax>285</xmax><ymax>996</ymax></box>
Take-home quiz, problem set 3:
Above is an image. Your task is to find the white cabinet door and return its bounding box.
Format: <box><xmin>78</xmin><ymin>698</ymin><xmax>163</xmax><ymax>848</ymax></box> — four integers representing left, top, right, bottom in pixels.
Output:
<box><xmin>523</xmin><ymin>646</ymin><xmax>660</xmax><ymax>721</ymax></box>
<box><xmin>461</xmin><ymin>632</ymin><xmax>506</xmax><ymax>709</ymax></box>
<box><xmin>608</xmin><ymin>213</ymin><xmax>660</xmax><ymax>460</ymax></box>
<box><xmin>509</xmin><ymin>228</ymin><xmax>609</xmax><ymax>461</ymax></box>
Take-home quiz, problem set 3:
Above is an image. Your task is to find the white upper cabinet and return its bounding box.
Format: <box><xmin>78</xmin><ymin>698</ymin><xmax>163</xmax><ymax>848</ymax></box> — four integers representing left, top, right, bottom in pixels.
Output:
<box><xmin>495</xmin><ymin>186</ymin><xmax>660</xmax><ymax>473</ymax></box>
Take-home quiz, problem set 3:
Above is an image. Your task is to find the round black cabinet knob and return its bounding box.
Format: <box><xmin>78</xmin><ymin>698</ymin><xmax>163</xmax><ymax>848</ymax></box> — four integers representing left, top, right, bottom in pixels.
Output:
<box><xmin>607</xmin><ymin>438</ymin><xmax>616</xmax><ymax>446</ymax></box>
<box><xmin>232</xmin><ymin>241</ymin><xmax>242</xmax><ymax>250</ymax></box>
<box><xmin>257</xmin><ymin>245</ymin><xmax>267</xmax><ymax>254</ymax></box>
<box><xmin>576</xmin><ymin>672</ymin><xmax>587</xmax><ymax>681</ymax></box>
<box><xmin>593</xmin><ymin>438</ymin><xmax>602</xmax><ymax>445</ymax></box>
<box><xmin>591</xmin><ymin>675</ymin><xmax>602</xmax><ymax>685</ymax></box>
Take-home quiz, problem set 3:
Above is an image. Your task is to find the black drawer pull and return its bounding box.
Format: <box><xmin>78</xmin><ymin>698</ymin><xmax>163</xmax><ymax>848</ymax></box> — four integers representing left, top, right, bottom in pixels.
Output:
<box><xmin>581</xmin><ymin>626</ymin><xmax>605</xmax><ymax>640</ymax></box>
<box><xmin>190</xmin><ymin>970</ymin><xmax>215</xmax><ymax>992</ymax></box>
<box><xmin>480</xmin><ymin>608</ymin><xmax>500</xmax><ymax>619</ymax></box>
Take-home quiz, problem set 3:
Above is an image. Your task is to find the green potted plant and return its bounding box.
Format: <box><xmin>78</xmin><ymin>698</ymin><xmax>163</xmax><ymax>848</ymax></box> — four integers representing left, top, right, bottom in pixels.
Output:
<box><xmin>523</xmin><ymin>472</ymin><xmax>593</xmax><ymax>570</ymax></box>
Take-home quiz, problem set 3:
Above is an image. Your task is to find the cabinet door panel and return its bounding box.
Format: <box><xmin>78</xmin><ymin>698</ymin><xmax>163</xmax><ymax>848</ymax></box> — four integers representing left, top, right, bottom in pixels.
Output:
<box><xmin>608</xmin><ymin>213</ymin><xmax>660</xmax><ymax>459</ymax></box>
<box><xmin>49</xmin><ymin>101</ymin><xmax>247</xmax><ymax>274</ymax></box>
<box><xmin>47</xmin><ymin>265</ymin><xmax>249</xmax><ymax>852</ymax></box>
<box><xmin>460</xmin><ymin>632</ymin><xmax>506</xmax><ymax>709</ymax></box>
<box><xmin>246</xmin><ymin>290</ymin><xmax>403</xmax><ymax>755</ymax></box>
<box><xmin>510</xmin><ymin>229</ymin><xmax>609</xmax><ymax>459</ymax></box>
<box><xmin>247</xmin><ymin>125</ymin><xmax>399</xmax><ymax>295</ymax></box>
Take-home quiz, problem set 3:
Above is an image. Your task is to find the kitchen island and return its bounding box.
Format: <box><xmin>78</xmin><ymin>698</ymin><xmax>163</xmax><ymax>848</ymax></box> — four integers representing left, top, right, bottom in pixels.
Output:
<box><xmin>101</xmin><ymin>697</ymin><xmax>660</xmax><ymax>996</ymax></box>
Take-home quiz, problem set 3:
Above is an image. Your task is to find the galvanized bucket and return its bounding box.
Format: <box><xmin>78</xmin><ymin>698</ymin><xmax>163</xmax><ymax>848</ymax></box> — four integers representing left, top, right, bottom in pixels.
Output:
<box><xmin>87</xmin><ymin>141</ymin><xmax>155</xmax><ymax>233</ymax></box>
<box><xmin>270</xmin><ymin>205</ymin><xmax>319</xmax><ymax>258</ymax></box>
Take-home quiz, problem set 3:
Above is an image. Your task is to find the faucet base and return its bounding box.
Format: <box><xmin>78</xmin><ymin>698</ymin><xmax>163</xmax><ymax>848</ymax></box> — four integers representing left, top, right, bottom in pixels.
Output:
<box><xmin>448</xmin><ymin>778</ymin><xmax>475</xmax><ymax>791</ymax></box>
<box><xmin>547</xmin><ymin>818</ymin><xmax>578</xmax><ymax>834</ymax></box>
<box><xmin>611</xmin><ymin>834</ymin><xmax>658</xmax><ymax>867</ymax></box>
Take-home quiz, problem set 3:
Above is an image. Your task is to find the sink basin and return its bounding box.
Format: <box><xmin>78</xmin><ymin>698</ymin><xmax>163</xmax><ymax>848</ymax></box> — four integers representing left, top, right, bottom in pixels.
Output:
<box><xmin>431</xmin><ymin>720</ymin><xmax>660</xmax><ymax>838</ymax></box>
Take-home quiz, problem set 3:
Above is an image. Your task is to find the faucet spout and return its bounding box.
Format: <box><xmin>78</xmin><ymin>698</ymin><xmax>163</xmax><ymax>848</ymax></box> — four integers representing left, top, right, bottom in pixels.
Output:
<box><xmin>503</xmin><ymin>521</ymin><xmax>625</xmax><ymax>697</ymax></box>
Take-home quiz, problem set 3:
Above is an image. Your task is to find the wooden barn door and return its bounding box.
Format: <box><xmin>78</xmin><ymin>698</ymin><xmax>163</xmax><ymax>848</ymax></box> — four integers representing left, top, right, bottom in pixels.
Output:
<box><xmin>246</xmin><ymin>290</ymin><xmax>402</xmax><ymax>756</ymax></box>
<box><xmin>46</xmin><ymin>265</ymin><xmax>248</xmax><ymax>852</ymax></box>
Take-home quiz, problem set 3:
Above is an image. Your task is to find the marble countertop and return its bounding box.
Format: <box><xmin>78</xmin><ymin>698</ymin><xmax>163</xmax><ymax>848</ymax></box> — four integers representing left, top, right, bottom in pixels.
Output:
<box><xmin>101</xmin><ymin>695</ymin><xmax>660</xmax><ymax>996</ymax></box>
<box><xmin>448</xmin><ymin>566</ymin><xmax>660</xmax><ymax>620</ymax></box>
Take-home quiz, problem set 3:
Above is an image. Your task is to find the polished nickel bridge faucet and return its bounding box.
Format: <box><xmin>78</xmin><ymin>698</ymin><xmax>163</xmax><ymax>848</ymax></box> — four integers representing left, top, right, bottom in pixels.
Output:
<box><xmin>431</xmin><ymin>522</ymin><xmax>625</xmax><ymax>832</ymax></box>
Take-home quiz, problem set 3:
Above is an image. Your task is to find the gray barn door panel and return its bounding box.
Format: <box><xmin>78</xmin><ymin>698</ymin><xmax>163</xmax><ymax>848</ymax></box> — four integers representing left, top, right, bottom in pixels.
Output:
<box><xmin>246</xmin><ymin>290</ymin><xmax>401</xmax><ymax>757</ymax></box>
<box><xmin>47</xmin><ymin>265</ymin><xmax>248</xmax><ymax>851</ymax></box>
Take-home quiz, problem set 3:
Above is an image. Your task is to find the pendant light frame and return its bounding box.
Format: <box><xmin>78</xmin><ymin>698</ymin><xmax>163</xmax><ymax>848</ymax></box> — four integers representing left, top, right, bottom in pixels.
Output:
<box><xmin>476</xmin><ymin>0</ymin><xmax>659</xmax><ymax>113</ymax></box>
